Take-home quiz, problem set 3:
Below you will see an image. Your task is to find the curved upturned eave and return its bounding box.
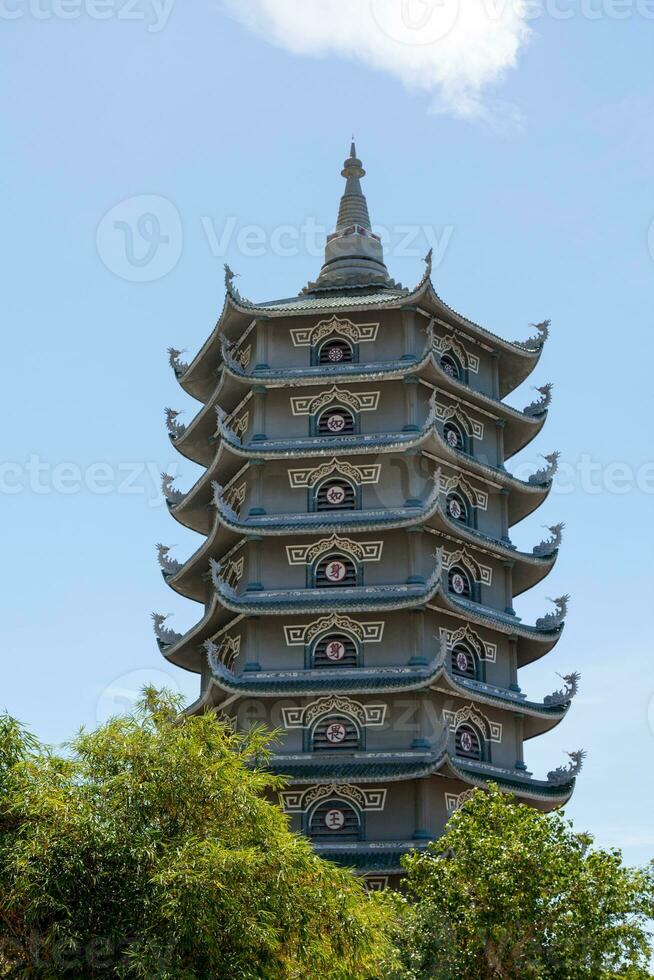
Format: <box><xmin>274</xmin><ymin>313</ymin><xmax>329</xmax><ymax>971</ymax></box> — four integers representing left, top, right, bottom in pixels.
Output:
<box><xmin>177</xmin><ymin>295</ymin><xmax>255</xmax><ymax>403</ymax></box>
<box><xmin>221</xmin><ymin>348</ymin><xmax>546</xmax><ymax>461</ymax></box>
<box><xmin>426</xmin><ymin>592</ymin><xmax>564</xmax><ymax>666</ymax></box>
<box><xmin>196</xmin><ymin>659</ymin><xmax>570</xmax><ymax>739</ymax></box>
<box><xmin>166</xmin><ymin>442</ymin><xmax>247</xmax><ymax>535</ymax></box>
<box><xmin>267</xmin><ymin>750</ymin><xmax>574</xmax><ymax>807</ymax></box>
<box><xmin>172</xmin><ymin>370</ymin><xmax>249</xmax><ymax>468</ymax></box>
<box><xmin>165</xmin><ymin>489</ymin><xmax>443</xmax><ymax>602</ymax></box>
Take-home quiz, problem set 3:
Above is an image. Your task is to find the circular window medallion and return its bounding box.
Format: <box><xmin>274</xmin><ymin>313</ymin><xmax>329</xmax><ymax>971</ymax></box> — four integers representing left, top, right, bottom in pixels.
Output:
<box><xmin>326</xmin><ymin>485</ymin><xmax>346</xmax><ymax>505</ymax></box>
<box><xmin>451</xmin><ymin>572</ymin><xmax>466</xmax><ymax>595</ymax></box>
<box><xmin>456</xmin><ymin>650</ymin><xmax>469</xmax><ymax>673</ymax></box>
<box><xmin>446</xmin><ymin>428</ymin><xmax>459</xmax><ymax>448</ymax></box>
<box><xmin>325</xmin><ymin>722</ymin><xmax>347</xmax><ymax>744</ymax></box>
<box><xmin>448</xmin><ymin>497</ymin><xmax>462</xmax><ymax>520</ymax></box>
<box><xmin>327</xmin><ymin>346</ymin><xmax>343</xmax><ymax>362</ymax></box>
<box><xmin>460</xmin><ymin>731</ymin><xmax>474</xmax><ymax>753</ymax></box>
<box><xmin>327</xmin><ymin>413</ymin><xmax>346</xmax><ymax>433</ymax></box>
<box><xmin>324</xmin><ymin>808</ymin><xmax>346</xmax><ymax>831</ymax></box>
<box><xmin>325</xmin><ymin>560</ymin><xmax>347</xmax><ymax>583</ymax></box>
<box><xmin>325</xmin><ymin>639</ymin><xmax>346</xmax><ymax>661</ymax></box>
<box><xmin>441</xmin><ymin>357</ymin><xmax>455</xmax><ymax>377</ymax></box>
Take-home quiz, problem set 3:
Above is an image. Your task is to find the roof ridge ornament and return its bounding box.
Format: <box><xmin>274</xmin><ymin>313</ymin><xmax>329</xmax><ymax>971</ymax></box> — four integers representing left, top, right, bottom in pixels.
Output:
<box><xmin>515</xmin><ymin>318</ymin><xmax>550</xmax><ymax>351</ymax></box>
<box><xmin>528</xmin><ymin>450</ymin><xmax>560</xmax><ymax>485</ymax></box>
<box><xmin>156</xmin><ymin>543</ymin><xmax>182</xmax><ymax>577</ymax></box>
<box><xmin>532</xmin><ymin>522</ymin><xmax>565</xmax><ymax>557</ymax></box>
<box><xmin>161</xmin><ymin>472</ymin><xmax>184</xmax><ymax>505</ymax></box>
<box><xmin>543</xmin><ymin>671</ymin><xmax>581</xmax><ymax>706</ymax></box>
<box><xmin>167</xmin><ymin>347</ymin><xmax>188</xmax><ymax>379</ymax></box>
<box><xmin>151</xmin><ymin>612</ymin><xmax>182</xmax><ymax>648</ymax></box>
<box><xmin>164</xmin><ymin>407</ymin><xmax>185</xmax><ymax>441</ymax></box>
<box><xmin>547</xmin><ymin>748</ymin><xmax>586</xmax><ymax>785</ymax></box>
<box><xmin>523</xmin><ymin>382</ymin><xmax>553</xmax><ymax>417</ymax></box>
<box><xmin>535</xmin><ymin>594</ymin><xmax>570</xmax><ymax>630</ymax></box>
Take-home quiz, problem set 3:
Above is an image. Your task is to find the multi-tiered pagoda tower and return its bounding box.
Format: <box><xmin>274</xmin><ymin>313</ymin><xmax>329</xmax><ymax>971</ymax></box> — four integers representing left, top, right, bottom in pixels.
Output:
<box><xmin>155</xmin><ymin>144</ymin><xmax>582</xmax><ymax>888</ymax></box>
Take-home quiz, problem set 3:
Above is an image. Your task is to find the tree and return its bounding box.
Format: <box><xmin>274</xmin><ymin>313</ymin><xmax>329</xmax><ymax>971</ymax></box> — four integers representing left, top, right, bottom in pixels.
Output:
<box><xmin>0</xmin><ymin>690</ymin><xmax>396</xmax><ymax>979</ymax></box>
<box><xmin>395</xmin><ymin>785</ymin><xmax>654</xmax><ymax>980</ymax></box>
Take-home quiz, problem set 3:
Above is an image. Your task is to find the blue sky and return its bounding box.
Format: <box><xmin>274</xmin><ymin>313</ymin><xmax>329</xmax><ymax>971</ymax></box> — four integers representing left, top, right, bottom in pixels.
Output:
<box><xmin>2</xmin><ymin>2</ymin><xmax>653</xmax><ymax>865</ymax></box>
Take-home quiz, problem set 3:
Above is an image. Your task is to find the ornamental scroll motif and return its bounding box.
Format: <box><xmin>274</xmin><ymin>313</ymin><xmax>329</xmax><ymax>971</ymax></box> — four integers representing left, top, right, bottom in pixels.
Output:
<box><xmin>281</xmin><ymin>696</ymin><xmax>386</xmax><ymax>730</ymax></box>
<box><xmin>290</xmin><ymin>316</ymin><xmax>379</xmax><ymax>348</ymax></box>
<box><xmin>432</xmin><ymin>333</ymin><xmax>479</xmax><ymax>373</ymax></box>
<box><xmin>435</xmin><ymin>403</ymin><xmax>484</xmax><ymax>440</ymax></box>
<box><xmin>443</xmin><ymin>704</ymin><xmax>502</xmax><ymax>743</ymax></box>
<box><xmin>438</xmin><ymin>472</ymin><xmax>488</xmax><ymax>510</ymax></box>
<box><xmin>290</xmin><ymin>387</ymin><xmax>380</xmax><ymax>416</ymax></box>
<box><xmin>286</xmin><ymin>535</ymin><xmax>383</xmax><ymax>566</ymax></box>
<box><xmin>284</xmin><ymin>615</ymin><xmax>385</xmax><ymax>647</ymax></box>
<box><xmin>440</xmin><ymin>625</ymin><xmax>497</xmax><ymax>663</ymax></box>
<box><xmin>442</xmin><ymin>548</ymin><xmax>492</xmax><ymax>586</ymax></box>
<box><xmin>288</xmin><ymin>457</ymin><xmax>381</xmax><ymax>489</ymax></box>
<box><xmin>444</xmin><ymin>789</ymin><xmax>476</xmax><ymax>812</ymax></box>
<box><xmin>280</xmin><ymin>782</ymin><xmax>387</xmax><ymax>814</ymax></box>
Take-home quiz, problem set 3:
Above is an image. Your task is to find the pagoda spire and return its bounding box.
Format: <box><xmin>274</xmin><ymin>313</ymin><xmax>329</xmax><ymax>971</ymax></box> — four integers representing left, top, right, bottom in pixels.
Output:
<box><xmin>305</xmin><ymin>141</ymin><xmax>397</xmax><ymax>293</ymax></box>
<box><xmin>336</xmin><ymin>141</ymin><xmax>372</xmax><ymax>231</ymax></box>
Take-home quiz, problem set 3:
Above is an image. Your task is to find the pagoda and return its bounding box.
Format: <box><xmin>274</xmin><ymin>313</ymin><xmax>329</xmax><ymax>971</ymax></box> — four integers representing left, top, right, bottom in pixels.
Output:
<box><xmin>154</xmin><ymin>144</ymin><xmax>583</xmax><ymax>889</ymax></box>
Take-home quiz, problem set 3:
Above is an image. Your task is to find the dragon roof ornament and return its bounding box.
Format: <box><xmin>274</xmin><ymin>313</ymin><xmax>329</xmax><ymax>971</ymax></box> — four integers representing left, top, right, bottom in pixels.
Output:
<box><xmin>156</xmin><ymin>543</ymin><xmax>182</xmax><ymax>577</ymax></box>
<box><xmin>161</xmin><ymin>472</ymin><xmax>184</xmax><ymax>506</ymax></box>
<box><xmin>515</xmin><ymin>319</ymin><xmax>550</xmax><ymax>351</ymax></box>
<box><xmin>547</xmin><ymin>749</ymin><xmax>586</xmax><ymax>785</ymax></box>
<box><xmin>151</xmin><ymin>612</ymin><xmax>182</xmax><ymax>648</ymax></box>
<box><xmin>165</xmin><ymin>407</ymin><xmax>186</xmax><ymax>441</ymax></box>
<box><xmin>528</xmin><ymin>451</ymin><xmax>560</xmax><ymax>486</ymax></box>
<box><xmin>532</xmin><ymin>522</ymin><xmax>565</xmax><ymax>557</ymax></box>
<box><xmin>167</xmin><ymin>347</ymin><xmax>189</xmax><ymax>379</ymax></box>
<box><xmin>535</xmin><ymin>594</ymin><xmax>570</xmax><ymax>630</ymax></box>
<box><xmin>523</xmin><ymin>383</ymin><xmax>553</xmax><ymax>418</ymax></box>
<box><xmin>543</xmin><ymin>671</ymin><xmax>580</xmax><ymax>707</ymax></box>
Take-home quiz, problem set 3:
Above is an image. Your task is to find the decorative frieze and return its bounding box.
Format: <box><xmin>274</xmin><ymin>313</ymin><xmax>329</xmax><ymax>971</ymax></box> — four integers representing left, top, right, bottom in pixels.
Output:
<box><xmin>282</xmin><ymin>696</ymin><xmax>387</xmax><ymax>730</ymax></box>
<box><xmin>284</xmin><ymin>615</ymin><xmax>385</xmax><ymax>647</ymax></box>
<box><xmin>290</xmin><ymin>386</ymin><xmax>380</xmax><ymax>416</ymax></box>
<box><xmin>280</xmin><ymin>782</ymin><xmax>387</xmax><ymax>814</ymax></box>
<box><xmin>290</xmin><ymin>315</ymin><xmax>379</xmax><ymax>348</ymax></box>
<box><xmin>443</xmin><ymin>704</ymin><xmax>502</xmax><ymax>743</ymax></box>
<box><xmin>443</xmin><ymin>547</ymin><xmax>493</xmax><ymax>586</ymax></box>
<box><xmin>436</xmin><ymin>402</ymin><xmax>484</xmax><ymax>440</ymax></box>
<box><xmin>286</xmin><ymin>535</ymin><xmax>383</xmax><ymax>566</ymax></box>
<box><xmin>437</xmin><ymin>472</ymin><xmax>488</xmax><ymax>510</ymax></box>
<box><xmin>440</xmin><ymin>625</ymin><xmax>497</xmax><ymax>662</ymax></box>
<box><xmin>288</xmin><ymin>457</ymin><xmax>381</xmax><ymax>489</ymax></box>
<box><xmin>444</xmin><ymin>789</ymin><xmax>476</xmax><ymax>812</ymax></box>
<box><xmin>433</xmin><ymin>333</ymin><xmax>479</xmax><ymax>373</ymax></box>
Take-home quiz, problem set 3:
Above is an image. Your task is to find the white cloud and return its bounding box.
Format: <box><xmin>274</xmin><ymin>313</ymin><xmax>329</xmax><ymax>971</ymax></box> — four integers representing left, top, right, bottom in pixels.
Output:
<box><xmin>222</xmin><ymin>0</ymin><xmax>534</xmax><ymax>120</ymax></box>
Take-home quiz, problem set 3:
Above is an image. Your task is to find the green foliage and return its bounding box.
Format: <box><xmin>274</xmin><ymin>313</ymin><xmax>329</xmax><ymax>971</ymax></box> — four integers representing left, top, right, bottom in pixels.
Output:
<box><xmin>395</xmin><ymin>785</ymin><xmax>654</xmax><ymax>980</ymax></box>
<box><xmin>0</xmin><ymin>689</ymin><xmax>396</xmax><ymax>979</ymax></box>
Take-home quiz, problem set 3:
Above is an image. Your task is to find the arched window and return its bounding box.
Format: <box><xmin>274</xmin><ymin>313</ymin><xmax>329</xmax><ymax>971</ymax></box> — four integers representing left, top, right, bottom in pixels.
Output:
<box><xmin>448</xmin><ymin>565</ymin><xmax>472</xmax><ymax>599</ymax></box>
<box><xmin>314</xmin><ymin>553</ymin><xmax>359</xmax><ymax>588</ymax></box>
<box><xmin>314</xmin><ymin>476</ymin><xmax>357</xmax><ymax>512</ymax></box>
<box><xmin>317</xmin><ymin>338</ymin><xmax>355</xmax><ymax>365</ymax></box>
<box><xmin>445</xmin><ymin>490</ymin><xmax>469</xmax><ymax>525</ymax></box>
<box><xmin>317</xmin><ymin>405</ymin><xmax>356</xmax><ymax>437</ymax></box>
<box><xmin>309</xmin><ymin>800</ymin><xmax>362</xmax><ymax>840</ymax></box>
<box><xmin>451</xmin><ymin>643</ymin><xmax>478</xmax><ymax>680</ymax></box>
<box><xmin>443</xmin><ymin>420</ymin><xmax>466</xmax><ymax>451</ymax></box>
<box><xmin>312</xmin><ymin>632</ymin><xmax>359</xmax><ymax>668</ymax></box>
<box><xmin>440</xmin><ymin>352</ymin><xmax>462</xmax><ymax>379</ymax></box>
<box><xmin>455</xmin><ymin>723</ymin><xmax>483</xmax><ymax>761</ymax></box>
<box><xmin>311</xmin><ymin>715</ymin><xmax>361</xmax><ymax>752</ymax></box>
